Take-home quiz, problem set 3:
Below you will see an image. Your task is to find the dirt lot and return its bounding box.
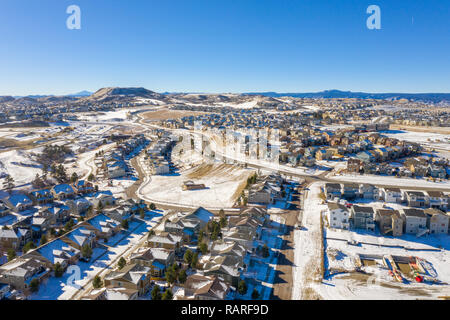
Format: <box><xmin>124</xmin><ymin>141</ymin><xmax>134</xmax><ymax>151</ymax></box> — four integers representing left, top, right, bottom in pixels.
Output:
<box><xmin>141</xmin><ymin>108</ymin><xmax>208</xmax><ymax>121</ymax></box>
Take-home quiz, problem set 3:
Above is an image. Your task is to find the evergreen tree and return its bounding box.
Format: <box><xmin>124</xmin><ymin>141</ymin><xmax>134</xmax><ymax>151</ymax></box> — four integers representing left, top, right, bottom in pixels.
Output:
<box><xmin>40</xmin><ymin>234</ymin><xmax>47</xmax><ymax>245</ymax></box>
<box><xmin>162</xmin><ymin>288</ymin><xmax>173</xmax><ymax>300</ymax></box>
<box><xmin>262</xmin><ymin>244</ymin><xmax>270</xmax><ymax>258</ymax></box>
<box><xmin>7</xmin><ymin>248</ymin><xmax>16</xmax><ymax>261</ymax></box>
<box><xmin>166</xmin><ymin>267</ymin><xmax>177</xmax><ymax>285</ymax></box>
<box><xmin>30</xmin><ymin>278</ymin><xmax>39</xmax><ymax>292</ymax></box>
<box><xmin>64</xmin><ymin>219</ymin><xmax>75</xmax><ymax>232</ymax></box>
<box><xmin>54</xmin><ymin>262</ymin><xmax>64</xmax><ymax>277</ymax></box>
<box><xmin>23</xmin><ymin>241</ymin><xmax>36</xmax><ymax>253</ymax></box>
<box><xmin>151</xmin><ymin>285</ymin><xmax>162</xmax><ymax>300</ymax></box>
<box><xmin>118</xmin><ymin>257</ymin><xmax>126</xmax><ymax>270</ymax></box>
<box><xmin>71</xmin><ymin>172</ymin><xmax>79</xmax><ymax>183</ymax></box>
<box><xmin>92</xmin><ymin>275</ymin><xmax>103</xmax><ymax>289</ymax></box>
<box><xmin>191</xmin><ymin>252</ymin><xmax>199</xmax><ymax>269</ymax></box>
<box><xmin>238</xmin><ymin>280</ymin><xmax>247</xmax><ymax>295</ymax></box>
<box><xmin>184</xmin><ymin>249</ymin><xmax>193</xmax><ymax>265</ymax></box>
<box><xmin>81</xmin><ymin>244</ymin><xmax>93</xmax><ymax>259</ymax></box>
<box><xmin>251</xmin><ymin>288</ymin><xmax>260</xmax><ymax>299</ymax></box>
<box><xmin>219</xmin><ymin>216</ymin><xmax>227</xmax><ymax>228</ymax></box>
<box><xmin>198</xmin><ymin>242</ymin><xmax>208</xmax><ymax>255</ymax></box>
<box><xmin>3</xmin><ymin>174</ymin><xmax>15</xmax><ymax>194</ymax></box>
<box><xmin>178</xmin><ymin>269</ymin><xmax>187</xmax><ymax>284</ymax></box>
<box><xmin>139</xmin><ymin>207</ymin><xmax>145</xmax><ymax>219</ymax></box>
<box><xmin>42</xmin><ymin>163</ymin><xmax>48</xmax><ymax>179</ymax></box>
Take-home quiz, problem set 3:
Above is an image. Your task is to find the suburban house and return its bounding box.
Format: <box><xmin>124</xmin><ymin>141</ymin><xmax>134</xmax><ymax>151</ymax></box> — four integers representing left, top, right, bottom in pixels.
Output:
<box><xmin>426</xmin><ymin>191</ymin><xmax>448</xmax><ymax>211</ymax></box>
<box><xmin>107</xmin><ymin>161</ymin><xmax>127</xmax><ymax>179</ymax></box>
<box><xmin>375</xmin><ymin>209</ymin><xmax>403</xmax><ymax>236</ymax></box>
<box><xmin>351</xmin><ymin>205</ymin><xmax>375</xmax><ymax>231</ymax></box>
<box><xmin>182</xmin><ymin>274</ymin><xmax>231</xmax><ymax>300</ymax></box>
<box><xmin>30</xmin><ymin>189</ymin><xmax>54</xmax><ymax>205</ymax></box>
<box><xmin>28</xmin><ymin>239</ymin><xmax>81</xmax><ymax>269</ymax></box>
<box><xmin>228</xmin><ymin>216</ymin><xmax>261</xmax><ymax>234</ymax></box>
<box><xmin>103</xmin><ymin>263</ymin><xmax>151</xmax><ymax>296</ymax></box>
<box><xmin>327</xmin><ymin>203</ymin><xmax>350</xmax><ymax>230</ymax></box>
<box><xmin>380</xmin><ymin>187</ymin><xmax>402</xmax><ymax>203</ymax></box>
<box><xmin>129</xmin><ymin>247</ymin><xmax>175</xmax><ymax>277</ymax></box>
<box><xmin>82</xmin><ymin>287</ymin><xmax>139</xmax><ymax>300</ymax></box>
<box><xmin>222</xmin><ymin>228</ymin><xmax>256</xmax><ymax>251</ymax></box>
<box><xmin>0</xmin><ymin>258</ymin><xmax>50</xmax><ymax>292</ymax></box>
<box><xmin>104</xmin><ymin>206</ymin><xmax>133</xmax><ymax>222</ymax></box>
<box><xmin>3</xmin><ymin>194</ymin><xmax>33</xmax><ymax>212</ymax></box>
<box><xmin>403</xmin><ymin>191</ymin><xmax>429</xmax><ymax>208</ymax></box>
<box><xmin>248</xmin><ymin>176</ymin><xmax>283</xmax><ymax>204</ymax></box>
<box><xmin>400</xmin><ymin>208</ymin><xmax>428</xmax><ymax>235</ymax></box>
<box><xmin>62</xmin><ymin>227</ymin><xmax>96</xmax><ymax>250</ymax></box>
<box><xmin>210</xmin><ymin>241</ymin><xmax>247</xmax><ymax>259</ymax></box>
<box><xmin>201</xmin><ymin>255</ymin><xmax>242</xmax><ymax>287</ymax></box>
<box><xmin>147</xmin><ymin>232</ymin><xmax>182</xmax><ymax>251</ymax></box>
<box><xmin>73</xmin><ymin>180</ymin><xmax>95</xmax><ymax>195</ymax></box>
<box><xmin>359</xmin><ymin>184</ymin><xmax>376</xmax><ymax>199</ymax></box>
<box><xmin>90</xmin><ymin>191</ymin><xmax>115</xmax><ymax>208</ymax></box>
<box><xmin>424</xmin><ymin>208</ymin><xmax>449</xmax><ymax>235</ymax></box>
<box><xmin>324</xmin><ymin>183</ymin><xmax>342</xmax><ymax>200</ymax></box>
<box><xmin>0</xmin><ymin>283</ymin><xmax>10</xmax><ymax>300</ymax></box>
<box><xmin>181</xmin><ymin>207</ymin><xmax>214</xmax><ymax>230</ymax></box>
<box><xmin>81</xmin><ymin>214</ymin><xmax>120</xmax><ymax>240</ymax></box>
<box><xmin>66</xmin><ymin>198</ymin><xmax>92</xmax><ymax>216</ymax></box>
<box><xmin>0</xmin><ymin>229</ymin><xmax>19</xmax><ymax>249</ymax></box>
<box><xmin>51</xmin><ymin>184</ymin><xmax>76</xmax><ymax>200</ymax></box>
<box><xmin>341</xmin><ymin>183</ymin><xmax>360</xmax><ymax>200</ymax></box>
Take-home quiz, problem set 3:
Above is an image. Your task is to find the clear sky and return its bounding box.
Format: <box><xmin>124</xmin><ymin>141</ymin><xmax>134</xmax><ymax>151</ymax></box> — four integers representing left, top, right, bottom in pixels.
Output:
<box><xmin>0</xmin><ymin>0</ymin><xmax>449</xmax><ymax>95</ymax></box>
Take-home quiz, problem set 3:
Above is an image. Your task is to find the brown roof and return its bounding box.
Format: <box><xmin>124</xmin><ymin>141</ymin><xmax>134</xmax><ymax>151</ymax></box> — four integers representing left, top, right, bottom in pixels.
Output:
<box><xmin>376</xmin><ymin>209</ymin><xmax>400</xmax><ymax>217</ymax></box>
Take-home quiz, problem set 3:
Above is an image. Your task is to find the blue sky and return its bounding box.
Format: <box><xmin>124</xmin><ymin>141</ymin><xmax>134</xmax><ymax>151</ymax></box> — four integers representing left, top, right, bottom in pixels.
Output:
<box><xmin>0</xmin><ymin>0</ymin><xmax>449</xmax><ymax>95</ymax></box>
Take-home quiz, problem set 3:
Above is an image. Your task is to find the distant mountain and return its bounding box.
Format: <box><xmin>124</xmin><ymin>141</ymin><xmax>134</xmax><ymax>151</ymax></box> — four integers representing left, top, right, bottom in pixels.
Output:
<box><xmin>84</xmin><ymin>87</ymin><xmax>166</xmax><ymax>102</ymax></box>
<box><xmin>0</xmin><ymin>96</ymin><xmax>15</xmax><ymax>103</ymax></box>
<box><xmin>243</xmin><ymin>90</ymin><xmax>450</xmax><ymax>103</ymax></box>
<box><xmin>68</xmin><ymin>90</ymin><xmax>92</xmax><ymax>97</ymax></box>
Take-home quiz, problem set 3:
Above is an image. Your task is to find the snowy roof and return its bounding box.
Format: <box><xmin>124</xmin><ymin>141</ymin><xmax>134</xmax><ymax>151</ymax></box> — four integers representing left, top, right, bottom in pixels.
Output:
<box><xmin>37</xmin><ymin>239</ymin><xmax>79</xmax><ymax>264</ymax></box>
<box><xmin>87</xmin><ymin>214</ymin><xmax>119</xmax><ymax>232</ymax></box>
<box><xmin>189</xmin><ymin>207</ymin><xmax>214</xmax><ymax>223</ymax></box>
<box><xmin>5</xmin><ymin>194</ymin><xmax>32</xmax><ymax>207</ymax></box>
<box><xmin>0</xmin><ymin>229</ymin><xmax>18</xmax><ymax>239</ymax></box>
<box><xmin>53</xmin><ymin>184</ymin><xmax>75</xmax><ymax>194</ymax></box>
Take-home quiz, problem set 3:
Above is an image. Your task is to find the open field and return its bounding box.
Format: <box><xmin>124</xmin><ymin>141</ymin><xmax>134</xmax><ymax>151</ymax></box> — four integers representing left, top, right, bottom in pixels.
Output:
<box><xmin>389</xmin><ymin>124</ymin><xmax>450</xmax><ymax>135</ymax></box>
<box><xmin>292</xmin><ymin>182</ymin><xmax>326</xmax><ymax>300</ymax></box>
<box><xmin>141</xmin><ymin>108</ymin><xmax>207</xmax><ymax>121</ymax></box>
<box><xmin>382</xmin><ymin>129</ymin><xmax>450</xmax><ymax>151</ymax></box>
<box><xmin>140</xmin><ymin>163</ymin><xmax>255</xmax><ymax>209</ymax></box>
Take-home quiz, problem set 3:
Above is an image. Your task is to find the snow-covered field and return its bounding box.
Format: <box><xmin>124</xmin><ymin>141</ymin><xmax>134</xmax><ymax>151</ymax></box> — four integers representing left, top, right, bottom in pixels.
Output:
<box><xmin>328</xmin><ymin>173</ymin><xmax>450</xmax><ymax>190</ymax></box>
<box><xmin>76</xmin><ymin>107</ymin><xmax>154</xmax><ymax>123</ymax></box>
<box><xmin>140</xmin><ymin>164</ymin><xmax>254</xmax><ymax>209</ymax></box>
<box><xmin>0</xmin><ymin>149</ymin><xmax>42</xmax><ymax>186</ymax></box>
<box><xmin>381</xmin><ymin>130</ymin><xmax>450</xmax><ymax>152</ymax></box>
<box><xmin>292</xmin><ymin>182</ymin><xmax>326</xmax><ymax>300</ymax></box>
